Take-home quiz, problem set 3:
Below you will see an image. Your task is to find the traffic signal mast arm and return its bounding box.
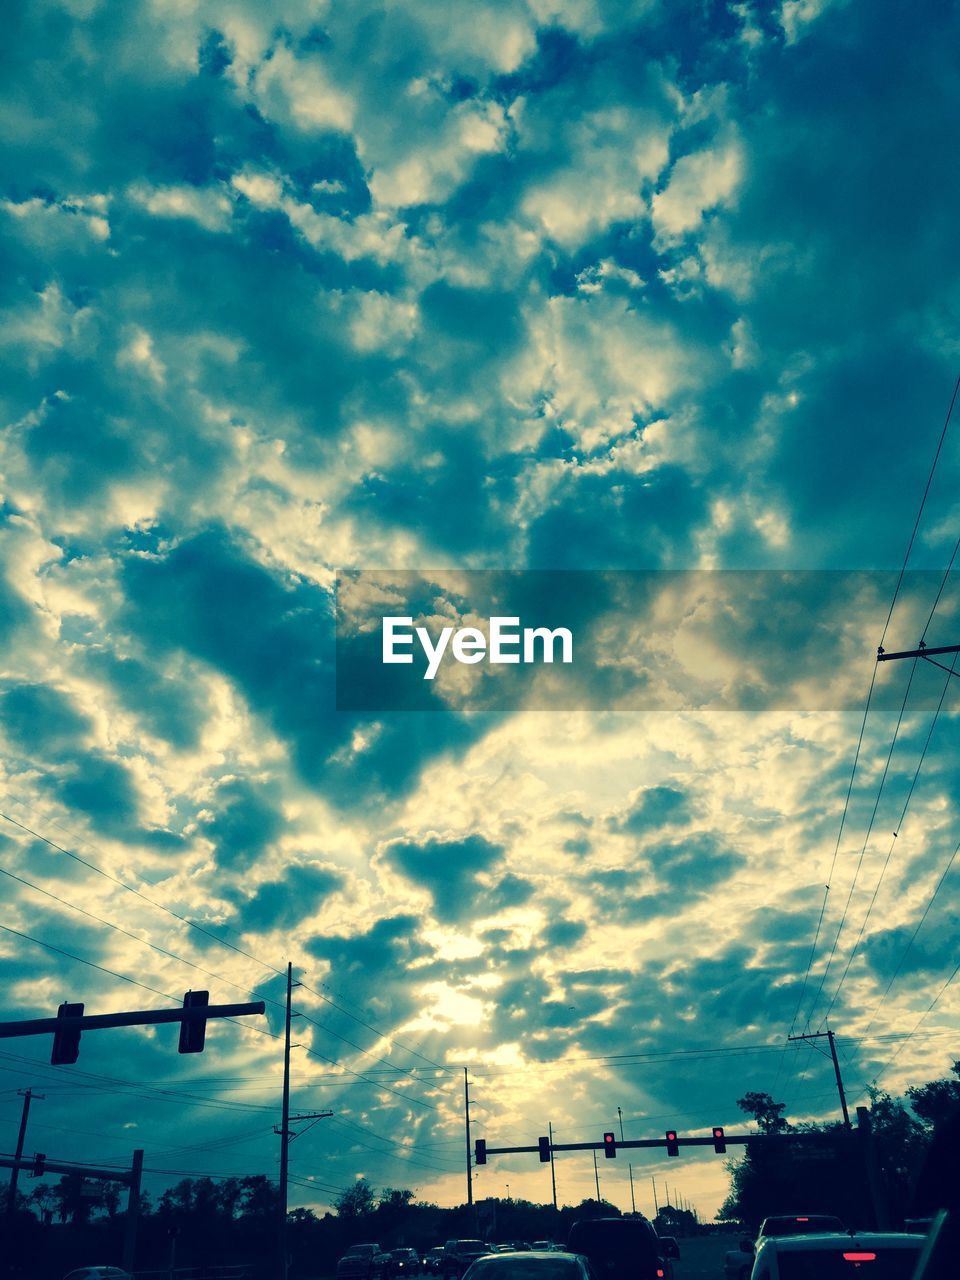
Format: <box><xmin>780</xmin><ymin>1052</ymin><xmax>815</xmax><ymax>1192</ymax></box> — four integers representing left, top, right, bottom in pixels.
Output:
<box><xmin>0</xmin><ymin>1153</ymin><xmax>137</xmax><ymax>1183</ymax></box>
<box><xmin>0</xmin><ymin>999</ymin><xmax>265</xmax><ymax>1038</ymax></box>
<box><xmin>477</xmin><ymin>1133</ymin><xmax>760</xmax><ymax>1158</ymax></box>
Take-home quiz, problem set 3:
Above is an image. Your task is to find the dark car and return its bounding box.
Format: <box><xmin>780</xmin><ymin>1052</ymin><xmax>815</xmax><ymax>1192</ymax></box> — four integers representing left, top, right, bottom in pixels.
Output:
<box><xmin>462</xmin><ymin>1253</ymin><xmax>593</xmax><ymax>1280</ymax></box>
<box><xmin>338</xmin><ymin>1245</ymin><xmax>389</xmax><ymax>1280</ymax></box>
<box><xmin>425</xmin><ymin>1249</ymin><xmax>447</xmax><ymax>1275</ymax></box>
<box><xmin>443</xmin><ymin>1240</ymin><xmax>491</xmax><ymax>1279</ymax></box>
<box><xmin>566</xmin><ymin>1217</ymin><xmax>661</xmax><ymax>1280</ymax></box>
<box><xmin>390</xmin><ymin>1250</ymin><xmax>422</xmax><ymax>1277</ymax></box>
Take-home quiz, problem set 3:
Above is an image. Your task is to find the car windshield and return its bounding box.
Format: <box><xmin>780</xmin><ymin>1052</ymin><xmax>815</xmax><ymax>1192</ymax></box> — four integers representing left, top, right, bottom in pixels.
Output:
<box><xmin>465</xmin><ymin>1260</ymin><xmax>582</xmax><ymax>1280</ymax></box>
<box><xmin>775</xmin><ymin>1245</ymin><xmax>922</xmax><ymax>1279</ymax></box>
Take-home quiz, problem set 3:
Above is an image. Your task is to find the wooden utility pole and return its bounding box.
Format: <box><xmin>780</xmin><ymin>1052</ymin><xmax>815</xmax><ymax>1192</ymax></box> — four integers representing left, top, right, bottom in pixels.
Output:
<box><xmin>5</xmin><ymin>1088</ymin><xmax>42</xmax><ymax>1221</ymax></box>
<box><xmin>617</xmin><ymin>1108</ymin><xmax>637</xmax><ymax>1214</ymax></box>
<box><xmin>787</xmin><ymin>1028</ymin><xmax>851</xmax><ymax>1129</ymax></box>
<box><xmin>279</xmin><ymin>963</ymin><xmax>294</xmax><ymax>1280</ymax></box>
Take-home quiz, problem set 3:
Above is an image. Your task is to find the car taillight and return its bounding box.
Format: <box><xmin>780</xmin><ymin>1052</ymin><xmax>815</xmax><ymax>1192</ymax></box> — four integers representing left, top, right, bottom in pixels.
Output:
<box><xmin>842</xmin><ymin>1254</ymin><xmax>877</xmax><ymax>1263</ymax></box>
<box><xmin>656</xmin><ymin>1270</ymin><xmax>664</xmax><ymax>1278</ymax></box>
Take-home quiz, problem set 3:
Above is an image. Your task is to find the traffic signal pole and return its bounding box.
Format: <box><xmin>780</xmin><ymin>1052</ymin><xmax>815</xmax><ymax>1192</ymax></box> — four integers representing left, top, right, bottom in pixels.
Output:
<box><xmin>464</xmin><ymin>1068</ymin><xmax>473</xmax><ymax>1212</ymax></box>
<box><xmin>548</xmin><ymin>1121</ymin><xmax>557</xmax><ymax>1211</ymax></box>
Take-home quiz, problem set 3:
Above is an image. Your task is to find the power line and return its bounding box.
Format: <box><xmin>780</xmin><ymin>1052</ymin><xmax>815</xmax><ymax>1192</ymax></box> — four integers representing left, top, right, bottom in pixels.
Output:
<box><xmin>817</xmin><ymin>653</ymin><xmax>958</xmax><ymax>1028</ymax></box>
<box><xmin>879</xmin><ymin>370</ymin><xmax>960</xmax><ymax>650</ymax></box>
<box><xmin>859</xmin><ymin>833</ymin><xmax>960</xmax><ymax>1037</ymax></box>
<box><xmin>0</xmin><ymin>808</ymin><xmax>447</xmax><ymax>1083</ymax></box>
<box><xmin>803</xmin><ymin>655</ymin><xmax>920</xmax><ymax>1028</ymax></box>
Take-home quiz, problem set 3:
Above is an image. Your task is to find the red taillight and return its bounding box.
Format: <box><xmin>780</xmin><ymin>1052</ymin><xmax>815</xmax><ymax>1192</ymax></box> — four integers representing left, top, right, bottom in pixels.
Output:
<box><xmin>656</xmin><ymin>1270</ymin><xmax>664</xmax><ymax>1278</ymax></box>
<box><xmin>842</xmin><ymin>1253</ymin><xmax>877</xmax><ymax>1263</ymax></box>
<box><xmin>796</xmin><ymin>1217</ymin><xmax>809</xmax><ymax>1222</ymax></box>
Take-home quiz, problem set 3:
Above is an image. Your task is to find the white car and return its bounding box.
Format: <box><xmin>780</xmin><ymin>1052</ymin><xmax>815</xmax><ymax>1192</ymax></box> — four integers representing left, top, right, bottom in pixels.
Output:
<box><xmin>749</xmin><ymin>1231</ymin><xmax>925</xmax><ymax>1279</ymax></box>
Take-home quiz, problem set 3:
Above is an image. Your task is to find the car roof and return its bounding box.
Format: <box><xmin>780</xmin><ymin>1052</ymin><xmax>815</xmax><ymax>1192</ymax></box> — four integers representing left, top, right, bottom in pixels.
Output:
<box><xmin>471</xmin><ymin>1253</ymin><xmax>582</xmax><ymax>1260</ymax></box>
<box><xmin>758</xmin><ymin>1233</ymin><xmax>927</xmax><ymax>1252</ymax></box>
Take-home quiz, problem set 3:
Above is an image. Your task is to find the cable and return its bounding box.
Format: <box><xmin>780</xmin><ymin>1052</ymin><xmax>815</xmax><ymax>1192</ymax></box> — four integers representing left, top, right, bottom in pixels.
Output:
<box><xmin>859</xmin><ymin>832</ymin><xmax>960</xmax><ymax>1037</ymax></box>
<box><xmin>297</xmin><ymin>979</ymin><xmax>445</xmax><ymax>1071</ymax></box>
<box><xmin>804</xmin><ymin>655</ymin><xmax>920</xmax><ymax>1028</ymax></box>
<box><xmin>879</xmin><ymin>370</ymin><xmax>960</xmax><ymax>650</ymax></box>
<box><xmin>788</xmin><ymin>661</ymin><xmax>881</xmax><ymax>1041</ymax></box>
<box><xmin>858</xmin><ymin>954</ymin><xmax>960</xmax><ymax>1093</ymax></box>
<box><xmin>817</xmin><ymin>652</ymin><xmax>958</xmax><ymax>1027</ymax></box>
<box><xmin>0</xmin><ymin>809</ymin><xmax>285</xmax><ymax>977</ymax></box>
<box><xmin>0</xmin><ymin>855</ymin><xmax>443</xmax><ymax>1099</ymax></box>
<box><xmin>0</xmin><ymin>808</ymin><xmax>448</xmax><ymax>1083</ymax></box>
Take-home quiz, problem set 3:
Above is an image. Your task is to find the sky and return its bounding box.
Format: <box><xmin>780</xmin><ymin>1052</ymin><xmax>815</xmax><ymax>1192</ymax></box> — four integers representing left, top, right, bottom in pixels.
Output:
<box><xmin>2</xmin><ymin>0</ymin><xmax>960</xmax><ymax>1225</ymax></box>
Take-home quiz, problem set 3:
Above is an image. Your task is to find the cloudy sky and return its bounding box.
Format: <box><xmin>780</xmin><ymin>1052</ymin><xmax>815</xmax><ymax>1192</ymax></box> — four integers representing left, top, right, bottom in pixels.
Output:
<box><xmin>2</xmin><ymin>0</ymin><xmax>960</xmax><ymax>1223</ymax></box>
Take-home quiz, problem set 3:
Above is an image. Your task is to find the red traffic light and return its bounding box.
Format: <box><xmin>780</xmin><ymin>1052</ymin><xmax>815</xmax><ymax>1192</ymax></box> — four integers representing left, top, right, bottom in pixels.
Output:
<box><xmin>603</xmin><ymin>1131</ymin><xmax>616</xmax><ymax>1158</ymax></box>
<box><xmin>712</xmin><ymin>1126</ymin><xmax>726</xmax><ymax>1154</ymax></box>
<box><xmin>665</xmin><ymin>1130</ymin><xmax>679</xmax><ymax>1157</ymax></box>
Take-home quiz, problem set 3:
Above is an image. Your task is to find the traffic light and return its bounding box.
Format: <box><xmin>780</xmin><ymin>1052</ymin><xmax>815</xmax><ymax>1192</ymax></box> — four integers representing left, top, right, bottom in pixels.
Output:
<box><xmin>603</xmin><ymin>1131</ymin><xmax>617</xmax><ymax>1158</ymax></box>
<box><xmin>51</xmin><ymin>1002</ymin><xmax>83</xmax><ymax>1065</ymax></box>
<box><xmin>475</xmin><ymin>1139</ymin><xmax>487</xmax><ymax>1166</ymax></box>
<box><xmin>665</xmin><ymin>1129</ymin><xmax>679</xmax><ymax>1157</ymax></box>
<box><xmin>712</xmin><ymin>1126</ymin><xmax>726</xmax><ymax>1154</ymax></box>
<box><xmin>31</xmin><ymin>1153</ymin><xmax>46</xmax><ymax>1177</ymax></box>
<box><xmin>178</xmin><ymin>990</ymin><xmax>209</xmax><ymax>1053</ymax></box>
<box><xmin>538</xmin><ymin>1136</ymin><xmax>551</xmax><ymax>1163</ymax></box>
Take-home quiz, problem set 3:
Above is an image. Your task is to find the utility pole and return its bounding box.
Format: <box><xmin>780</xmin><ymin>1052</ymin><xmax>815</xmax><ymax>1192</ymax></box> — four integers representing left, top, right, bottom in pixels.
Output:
<box><xmin>787</xmin><ymin>1028</ymin><xmax>851</xmax><ymax>1129</ymax></box>
<box><xmin>464</xmin><ymin>1068</ymin><xmax>473</xmax><ymax>1213</ymax></box>
<box><xmin>593</xmin><ymin>1150</ymin><xmax>601</xmax><ymax>1203</ymax></box>
<box><xmin>278</xmin><ymin>962</ymin><xmax>295</xmax><ymax>1280</ymax></box>
<box><xmin>5</xmin><ymin>1088</ymin><xmax>43</xmax><ymax>1221</ymax></box>
<box><xmin>651</xmin><ymin>1177</ymin><xmax>659</xmax><ymax>1216</ymax></box>
<box><xmin>548</xmin><ymin>1121</ymin><xmax>558</xmax><ymax>1211</ymax></box>
<box><xmin>617</xmin><ymin>1108</ymin><xmax>636</xmax><ymax>1215</ymax></box>
<box><xmin>121</xmin><ymin>1149</ymin><xmax>144</xmax><ymax>1273</ymax></box>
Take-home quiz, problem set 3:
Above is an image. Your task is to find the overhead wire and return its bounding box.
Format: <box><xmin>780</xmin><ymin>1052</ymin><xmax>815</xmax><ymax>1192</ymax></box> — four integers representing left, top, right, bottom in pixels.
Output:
<box><xmin>0</xmin><ymin>808</ymin><xmax>447</xmax><ymax>1085</ymax></box>
<box><xmin>816</xmin><ymin>650</ymin><xmax>959</xmax><ymax>1028</ymax></box>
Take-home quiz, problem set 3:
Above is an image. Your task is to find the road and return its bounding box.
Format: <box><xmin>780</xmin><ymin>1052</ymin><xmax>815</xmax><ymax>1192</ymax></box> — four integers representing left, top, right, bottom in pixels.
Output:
<box><xmin>672</xmin><ymin>1235</ymin><xmax>737</xmax><ymax>1280</ymax></box>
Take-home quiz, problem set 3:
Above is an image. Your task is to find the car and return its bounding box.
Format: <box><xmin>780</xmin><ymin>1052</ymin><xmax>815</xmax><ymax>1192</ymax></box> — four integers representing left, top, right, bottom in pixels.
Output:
<box><xmin>442</xmin><ymin>1240</ymin><xmax>491</xmax><ymax>1279</ymax></box>
<box><xmin>337</xmin><ymin>1245</ymin><xmax>390</xmax><ymax>1280</ymax></box>
<box><xmin>530</xmin><ymin>1243</ymin><xmax>559</xmax><ymax>1253</ymax></box>
<box><xmin>655</xmin><ymin>1236</ymin><xmax>679</xmax><ymax>1280</ymax></box>
<box><xmin>462</xmin><ymin>1252</ymin><xmax>594</xmax><ymax>1280</ymax></box>
<box><xmin>566</xmin><ymin>1216</ymin><xmax>663</xmax><ymax>1280</ymax></box>
<box><xmin>425</xmin><ymin>1248</ymin><xmax>447</xmax><ymax>1274</ymax></box>
<box><xmin>64</xmin><ymin>1270</ymin><xmax>133</xmax><ymax>1280</ymax></box>
<box><xmin>749</xmin><ymin>1231</ymin><xmax>926</xmax><ymax>1279</ymax></box>
<box><xmin>757</xmin><ymin>1214</ymin><xmax>846</xmax><ymax>1240</ymax></box>
<box><xmin>390</xmin><ymin>1249</ymin><xmax>422</xmax><ymax>1277</ymax></box>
